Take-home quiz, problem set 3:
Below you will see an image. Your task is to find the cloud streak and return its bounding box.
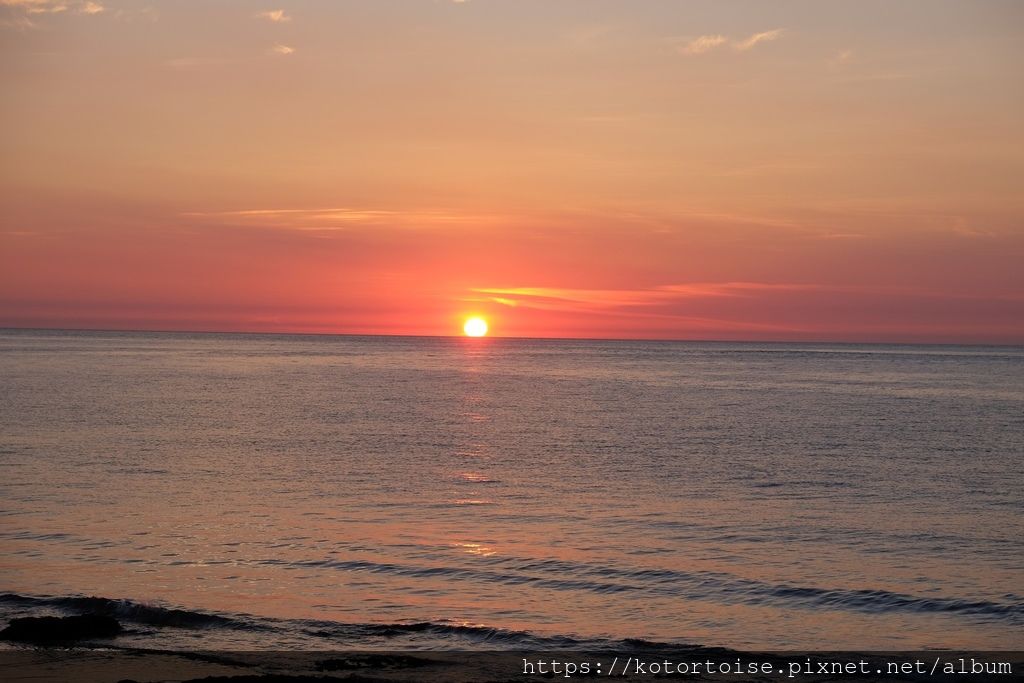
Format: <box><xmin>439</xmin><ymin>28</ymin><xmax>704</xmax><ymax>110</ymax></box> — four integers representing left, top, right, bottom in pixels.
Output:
<box><xmin>256</xmin><ymin>9</ymin><xmax>290</xmax><ymax>22</ymax></box>
<box><xmin>733</xmin><ymin>28</ymin><xmax>783</xmax><ymax>51</ymax></box>
<box><xmin>679</xmin><ymin>34</ymin><xmax>727</xmax><ymax>55</ymax></box>
<box><xmin>182</xmin><ymin>207</ymin><xmax>508</xmax><ymax>232</ymax></box>
<box><xmin>474</xmin><ymin>283</ymin><xmax>821</xmax><ymax>311</ymax></box>
<box><xmin>678</xmin><ymin>28</ymin><xmax>784</xmax><ymax>56</ymax></box>
<box><xmin>1</xmin><ymin>0</ymin><xmax>102</xmax><ymax>14</ymax></box>
<box><xmin>473</xmin><ymin>281</ymin><xmax>1019</xmax><ymax>318</ymax></box>
<box><xmin>1</xmin><ymin>0</ymin><xmax>68</xmax><ymax>13</ymax></box>
<box><xmin>1</xmin><ymin>0</ymin><xmax>103</xmax><ymax>27</ymax></box>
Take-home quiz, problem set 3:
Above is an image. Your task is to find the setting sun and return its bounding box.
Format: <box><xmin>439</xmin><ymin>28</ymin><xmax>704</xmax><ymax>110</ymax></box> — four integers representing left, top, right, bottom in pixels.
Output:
<box><xmin>463</xmin><ymin>317</ymin><xmax>488</xmax><ymax>337</ymax></box>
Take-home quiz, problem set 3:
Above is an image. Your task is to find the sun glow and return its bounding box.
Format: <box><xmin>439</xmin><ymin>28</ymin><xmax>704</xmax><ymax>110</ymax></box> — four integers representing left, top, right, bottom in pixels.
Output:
<box><xmin>463</xmin><ymin>317</ymin><xmax>488</xmax><ymax>337</ymax></box>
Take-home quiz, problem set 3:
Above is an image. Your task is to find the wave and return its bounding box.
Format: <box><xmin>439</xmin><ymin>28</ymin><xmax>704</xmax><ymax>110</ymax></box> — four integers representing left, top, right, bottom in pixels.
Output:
<box><xmin>251</xmin><ymin>555</ymin><xmax>1024</xmax><ymax>625</ymax></box>
<box><xmin>300</xmin><ymin>620</ymin><xmax>597</xmax><ymax>649</ymax></box>
<box><xmin>0</xmin><ymin>593</ymin><xmax>247</xmax><ymax>630</ymax></box>
<box><xmin>4</xmin><ymin>581</ymin><xmax>1022</xmax><ymax>653</ymax></box>
<box><xmin>0</xmin><ymin>592</ymin><xmax>688</xmax><ymax>651</ymax></box>
<box><xmin>0</xmin><ymin>593</ymin><xmax>589</xmax><ymax>646</ymax></box>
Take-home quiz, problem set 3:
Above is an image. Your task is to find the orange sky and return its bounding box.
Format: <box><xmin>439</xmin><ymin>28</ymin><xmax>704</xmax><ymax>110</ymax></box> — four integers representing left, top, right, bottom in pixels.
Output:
<box><xmin>2</xmin><ymin>1</ymin><xmax>1022</xmax><ymax>342</ymax></box>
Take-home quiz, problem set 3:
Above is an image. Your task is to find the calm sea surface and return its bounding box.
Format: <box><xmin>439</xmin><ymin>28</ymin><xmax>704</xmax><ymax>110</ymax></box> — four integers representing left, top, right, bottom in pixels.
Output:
<box><xmin>1</xmin><ymin>330</ymin><xmax>1022</xmax><ymax>650</ymax></box>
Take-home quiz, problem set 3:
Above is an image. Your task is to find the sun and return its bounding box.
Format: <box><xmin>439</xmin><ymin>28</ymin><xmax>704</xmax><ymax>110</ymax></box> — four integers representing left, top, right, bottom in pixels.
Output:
<box><xmin>463</xmin><ymin>316</ymin><xmax>488</xmax><ymax>337</ymax></box>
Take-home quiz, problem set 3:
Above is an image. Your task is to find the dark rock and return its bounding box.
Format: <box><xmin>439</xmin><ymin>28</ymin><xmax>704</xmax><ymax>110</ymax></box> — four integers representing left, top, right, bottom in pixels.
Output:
<box><xmin>0</xmin><ymin>614</ymin><xmax>122</xmax><ymax>643</ymax></box>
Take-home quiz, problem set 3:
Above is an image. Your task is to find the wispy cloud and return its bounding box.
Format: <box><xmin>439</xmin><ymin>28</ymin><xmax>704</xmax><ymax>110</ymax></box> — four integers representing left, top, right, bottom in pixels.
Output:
<box><xmin>256</xmin><ymin>9</ymin><xmax>290</xmax><ymax>22</ymax></box>
<box><xmin>474</xmin><ymin>283</ymin><xmax>821</xmax><ymax>311</ymax></box>
<box><xmin>734</xmin><ymin>28</ymin><xmax>783</xmax><ymax>51</ymax></box>
<box><xmin>181</xmin><ymin>207</ymin><xmax>505</xmax><ymax>231</ymax></box>
<box><xmin>677</xmin><ymin>28</ymin><xmax>785</xmax><ymax>56</ymax></box>
<box><xmin>187</xmin><ymin>208</ymin><xmax>398</xmax><ymax>223</ymax></box>
<box><xmin>471</xmin><ymin>282</ymin><xmax>1017</xmax><ymax>325</ymax></box>
<box><xmin>679</xmin><ymin>34</ymin><xmax>727</xmax><ymax>55</ymax></box>
<box><xmin>1</xmin><ymin>0</ymin><xmax>68</xmax><ymax>14</ymax></box>
<box><xmin>1</xmin><ymin>0</ymin><xmax>103</xmax><ymax>26</ymax></box>
<box><xmin>270</xmin><ymin>44</ymin><xmax>294</xmax><ymax>56</ymax></box>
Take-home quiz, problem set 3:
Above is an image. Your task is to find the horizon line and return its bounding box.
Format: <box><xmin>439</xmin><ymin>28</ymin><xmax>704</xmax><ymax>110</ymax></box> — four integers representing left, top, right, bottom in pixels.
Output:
<box><xmin>1</xmin><ymin>325</ymin><xmax>1021</xmax><ymax>349</ymax></box>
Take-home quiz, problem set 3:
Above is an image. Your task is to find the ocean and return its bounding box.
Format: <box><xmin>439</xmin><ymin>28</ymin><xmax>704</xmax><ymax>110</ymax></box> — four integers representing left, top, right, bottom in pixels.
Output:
<box><xmin>1</xmin><ymin>329</ymin><xmax>1022</xmax><ymax>651</ymax></box>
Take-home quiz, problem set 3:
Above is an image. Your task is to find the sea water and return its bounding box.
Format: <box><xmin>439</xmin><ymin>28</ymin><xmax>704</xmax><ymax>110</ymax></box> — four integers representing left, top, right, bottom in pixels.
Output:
<box><xmin>1</xmin><ymin>329</ymin><xmax>1021</xmax><ymax>650</ymax></box>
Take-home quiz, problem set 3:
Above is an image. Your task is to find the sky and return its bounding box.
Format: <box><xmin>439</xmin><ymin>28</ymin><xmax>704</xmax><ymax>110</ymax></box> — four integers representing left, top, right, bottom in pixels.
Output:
<box><xmin>1</xmin><ymin>0</ymin><xmax>1022</xmax><ymax>342</ymax></box>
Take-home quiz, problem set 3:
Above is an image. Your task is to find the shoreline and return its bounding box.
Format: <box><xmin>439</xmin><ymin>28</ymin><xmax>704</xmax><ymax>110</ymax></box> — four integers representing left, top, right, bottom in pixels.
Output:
<box><xmin>3</xmin><ymin>645</ymin><xmax>1023</xmax><ymax>682</ymax></box>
